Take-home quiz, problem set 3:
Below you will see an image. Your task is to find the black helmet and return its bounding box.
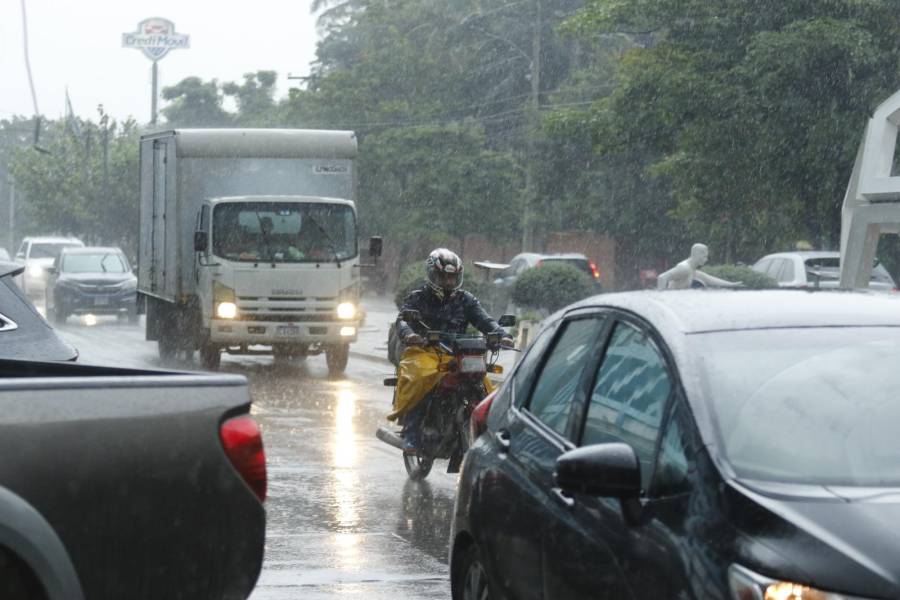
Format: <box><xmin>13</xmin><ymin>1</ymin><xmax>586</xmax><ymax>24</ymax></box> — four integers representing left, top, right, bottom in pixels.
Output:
<box><xmin>426</xmin><ymin>248</ymin><xmax>463</xmax><ymax>297</ymax></box>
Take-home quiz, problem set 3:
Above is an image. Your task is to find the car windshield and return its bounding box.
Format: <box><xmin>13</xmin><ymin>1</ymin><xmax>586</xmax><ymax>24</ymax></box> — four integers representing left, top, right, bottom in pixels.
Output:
<box><xmin>212</xmin><ymin>202</ymin><xmax>357</xmax><ymax>263</ymax></box>
<box><xmin>695</xmin><ymin>327</ymin><xmax>900</xmax><ymax>486</ymax></box>
<box><xmin>30</xmin><ymin>243</ymin><xmax>81</xmax><ymax>260</ymax></box>
<box><xmin>62</xmin><ymin>253</ymin><xmax>127</xmax><ymax>274</ymax></box>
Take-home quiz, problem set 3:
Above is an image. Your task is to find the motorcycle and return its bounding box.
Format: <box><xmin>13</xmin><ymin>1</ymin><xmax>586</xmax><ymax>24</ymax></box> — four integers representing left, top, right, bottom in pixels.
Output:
<box><xmin>376</xmin><ymin>310</ymin><xmax>516</xmax><ymax>480</ymax></box>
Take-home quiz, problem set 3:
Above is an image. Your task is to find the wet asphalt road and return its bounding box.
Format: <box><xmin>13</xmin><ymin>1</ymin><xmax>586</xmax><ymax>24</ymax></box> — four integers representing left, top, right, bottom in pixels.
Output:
<box><xmin>54</xmin><ymin>312</ymin><xmax>457</xmax><ymax>599</ymax></box>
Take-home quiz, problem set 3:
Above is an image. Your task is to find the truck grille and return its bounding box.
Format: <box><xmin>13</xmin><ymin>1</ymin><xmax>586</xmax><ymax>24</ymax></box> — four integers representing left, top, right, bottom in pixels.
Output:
<box><xmin>237</xmin><ymin>314</ymin><xmax>334</xmax><ymax>322</ymax></box>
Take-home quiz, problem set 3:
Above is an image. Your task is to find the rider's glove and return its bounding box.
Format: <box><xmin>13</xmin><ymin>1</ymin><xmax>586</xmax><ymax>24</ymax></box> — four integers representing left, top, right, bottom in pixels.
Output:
<box><xmin>500</xmin><ymin>335</ymin><xmax>515</xmax><ymax>348</ymax></box>
<box><xmin>403</xmin><ymin>333</ymin><xmax>425</xmax><ymax>346</ymax></box>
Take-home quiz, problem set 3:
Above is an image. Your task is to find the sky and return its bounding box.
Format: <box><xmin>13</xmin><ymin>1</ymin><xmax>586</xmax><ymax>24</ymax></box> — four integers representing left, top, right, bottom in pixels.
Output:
<box><xmin>0</xmin><ymin>0</ymin><xmax>321</xmax><ymax>122</ymax></box>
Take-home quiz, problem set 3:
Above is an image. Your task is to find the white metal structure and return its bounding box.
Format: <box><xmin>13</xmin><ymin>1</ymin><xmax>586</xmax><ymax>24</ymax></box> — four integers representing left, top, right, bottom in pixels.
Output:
<box><xmin>840</xmin><ymin>89</ymin><xmax>900</xmax><ymax>287</ymax></box>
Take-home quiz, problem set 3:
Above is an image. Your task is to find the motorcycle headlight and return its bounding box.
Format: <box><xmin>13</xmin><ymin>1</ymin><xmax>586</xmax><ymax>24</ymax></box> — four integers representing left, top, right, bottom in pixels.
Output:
<box><xmin>336</xmin><ymin>302</ymin><xmax>356</xmax><ymax>320</ymax></box>
<box><xmin>729</xmin><ymin>564</ymin><xmax>874</xmax><ymax>600</ymax></box>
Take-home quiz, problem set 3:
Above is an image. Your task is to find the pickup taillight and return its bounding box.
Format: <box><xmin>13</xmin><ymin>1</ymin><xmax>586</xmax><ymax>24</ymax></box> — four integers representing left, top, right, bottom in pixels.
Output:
<box><xmin>470</xmin><ymin>390</ymin><xmax>498</xmax><ymax>440</ymax></box>
<box><xmin>220</xmin><ymin>415</ymin><xmax>267</xmax><ymax>502</ymax></box>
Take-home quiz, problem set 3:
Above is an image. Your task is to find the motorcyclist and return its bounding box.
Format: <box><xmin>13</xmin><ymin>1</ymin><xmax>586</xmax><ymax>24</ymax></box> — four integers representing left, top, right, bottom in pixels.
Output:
<box><xmin>392</xmin><ymin>248</ymin><xmax>513</xmax><ymax>453</ymax></box>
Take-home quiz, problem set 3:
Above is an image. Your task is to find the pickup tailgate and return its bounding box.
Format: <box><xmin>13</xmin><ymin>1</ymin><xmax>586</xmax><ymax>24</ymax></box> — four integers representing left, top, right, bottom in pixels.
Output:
<box><xmin>0</xmin><ymin>361</ymin><xmax>265</xmax><ymax>600</ymax></box>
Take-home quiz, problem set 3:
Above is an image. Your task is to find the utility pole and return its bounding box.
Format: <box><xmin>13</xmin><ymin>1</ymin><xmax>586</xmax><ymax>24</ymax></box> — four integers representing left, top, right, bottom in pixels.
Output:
<box><xmin>8</xmin><ymin>180</ymin><xmax>15</xmax><ymax>254</ymax></box>
<box><xmin>151</xmin><ymin>61</ymin><xmax>159</xmax><ymax>126</ymax></box>
<box><xmin>521</xmin><ymin>0</ymin><xmax>541</xmax><ymax>252</ymax></box>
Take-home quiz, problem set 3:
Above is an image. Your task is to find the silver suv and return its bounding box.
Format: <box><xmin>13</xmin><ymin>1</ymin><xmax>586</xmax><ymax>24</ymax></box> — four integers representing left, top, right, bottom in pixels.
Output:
<box><xmin>752</xmin><ymin>251</ymin><xmax>896</xmax><ymax>290</ymax></box>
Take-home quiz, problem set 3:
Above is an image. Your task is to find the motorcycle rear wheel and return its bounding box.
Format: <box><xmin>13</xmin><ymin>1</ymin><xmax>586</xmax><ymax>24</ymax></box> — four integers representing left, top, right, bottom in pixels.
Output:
<box><xmin>403</xmin><ymin>453</ymin><xmax>434</xmax><ymax>480</ymax></box>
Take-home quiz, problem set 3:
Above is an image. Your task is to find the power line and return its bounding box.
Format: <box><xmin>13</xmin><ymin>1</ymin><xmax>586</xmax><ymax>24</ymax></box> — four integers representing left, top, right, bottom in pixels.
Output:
<box><xmin>19</xmin><ymin>0</ymin><xmax>40</xmax><ymax>116</ymax></box>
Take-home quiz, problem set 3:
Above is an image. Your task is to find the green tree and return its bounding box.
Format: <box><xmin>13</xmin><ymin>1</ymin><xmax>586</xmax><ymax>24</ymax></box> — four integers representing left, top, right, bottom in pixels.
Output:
<box><xmin>161</xmin><ymin>77</ymin><xmax>232</xmax><ymax>127</ymax></box>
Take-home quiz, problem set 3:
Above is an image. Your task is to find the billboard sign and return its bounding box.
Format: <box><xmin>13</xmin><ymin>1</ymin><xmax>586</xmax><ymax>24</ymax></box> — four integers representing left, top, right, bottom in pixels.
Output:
<box><xmin>122</xmin><ymin>17</ymin><xmax>190</xmax><ymax>62</ymax></box>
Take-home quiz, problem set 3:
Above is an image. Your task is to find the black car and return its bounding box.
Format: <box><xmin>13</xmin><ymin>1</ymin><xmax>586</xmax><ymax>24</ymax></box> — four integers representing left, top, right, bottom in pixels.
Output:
<box><xmin>45</xmin><ymin>247</ymin><xmax>138</xmax><ymax>324</ymax></box>
<box><xmin>0</xmin><ymin>261</ymin><xmax>77</xmax><ymax>361</ymax></box>
<box><xmin>452</xmin><ymin>289</ymin><xmax>900</xmax><ymax>600</ymax></box>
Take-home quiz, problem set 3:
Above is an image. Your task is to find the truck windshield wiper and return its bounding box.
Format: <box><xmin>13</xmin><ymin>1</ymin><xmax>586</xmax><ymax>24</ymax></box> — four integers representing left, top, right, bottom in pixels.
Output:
<box><xmin>304</xmin><ymin>215</ymin><xmax>342</xmax><ymax>265</ymax></box>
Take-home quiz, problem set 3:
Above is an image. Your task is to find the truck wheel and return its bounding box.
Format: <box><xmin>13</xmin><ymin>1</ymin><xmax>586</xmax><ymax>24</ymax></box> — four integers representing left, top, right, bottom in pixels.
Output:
<box><xmin>325</xmin><ymin>343</ymin><xmax>350</xmax><ymax>376</ymax></box>
<box><xmin>200</xmin><ymin>343</ymin><xmax>221</xmax><ymax>370</ymax></box>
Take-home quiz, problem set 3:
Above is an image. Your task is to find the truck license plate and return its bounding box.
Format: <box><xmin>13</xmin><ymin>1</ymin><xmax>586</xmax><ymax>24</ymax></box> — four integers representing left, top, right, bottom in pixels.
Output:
<box><xmin>94</xmin><ymin>297</ymin><xmax>109</xmax><ymax>306</ymax></box>
<box><xmin>276</xmin><ymin>325</ymin><xmax>301</xmax><ymax>337</ymax></box>
<box><xmin>459</xmin><ymin>356</ymin><xmax>486</xmax><ymax>373</ymax></box>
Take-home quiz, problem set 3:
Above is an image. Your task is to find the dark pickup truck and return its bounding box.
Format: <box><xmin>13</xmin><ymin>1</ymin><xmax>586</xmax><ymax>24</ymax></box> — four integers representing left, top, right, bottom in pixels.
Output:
<box><xmin>0</xmin><ymin>264</ymin><xmax>266</xmax><ymax>600</ymax></box>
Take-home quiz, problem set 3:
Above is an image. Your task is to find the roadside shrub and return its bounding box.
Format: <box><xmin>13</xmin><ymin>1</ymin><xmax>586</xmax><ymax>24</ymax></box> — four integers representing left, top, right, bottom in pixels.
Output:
<box><xmin>512</xmin><ymin>263</ymin><xmax>595</xmax><ymax>313</ymax></box>
<box><xmin>702</xmin><ymin>265</ymin><xmax>777</xmax><ymax>289</ymax></box>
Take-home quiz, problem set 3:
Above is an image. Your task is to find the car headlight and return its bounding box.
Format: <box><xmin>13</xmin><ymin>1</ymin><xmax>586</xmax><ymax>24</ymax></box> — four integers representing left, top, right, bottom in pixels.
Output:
<box><xmin>120</xmin><ymin>278</ymin><xmax>137</xmax><ymax>291</ymax></box>
<box><xmin>27</xmin><ymin>265</ymin><xmax>45</xmax><ymax>278</ymax></box>
<box><xmin>336</xmin><ymin>302</ymin><xmax>356</xmax><ymax>320</ymax></box>
<box><xmin>216</xmin><ymin>302</ymin><xmax>238</xmax><ymax>319</ymax></box>
<box><xmin>729</xmin><ymin>564</ymin><xmax>873</xmax><ymax>600</ymax></box>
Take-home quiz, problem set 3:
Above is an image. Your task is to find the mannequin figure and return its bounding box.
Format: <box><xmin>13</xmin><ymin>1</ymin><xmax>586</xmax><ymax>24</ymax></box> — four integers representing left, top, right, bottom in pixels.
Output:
<box><xmin>657</xmin><ymin>243</ymin><xmax>742</xmax><ymax>290</ymax></box>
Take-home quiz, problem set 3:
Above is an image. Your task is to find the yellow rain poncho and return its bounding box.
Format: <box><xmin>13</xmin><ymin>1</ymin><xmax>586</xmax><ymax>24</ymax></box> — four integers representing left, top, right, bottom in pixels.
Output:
<box><xmin>387</xmin><ymin>346</ymin><xmax>496</xmax><ymax>421</ymax></box>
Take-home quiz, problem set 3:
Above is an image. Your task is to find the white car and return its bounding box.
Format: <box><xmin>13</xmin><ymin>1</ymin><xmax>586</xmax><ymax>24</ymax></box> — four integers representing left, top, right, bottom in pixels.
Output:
<box><xmin>0</xmin><ymin>248</ymin><xmax>10</xmax><ymax>262</ymax></box>
<box><xmin>752</xmin><ymin>251</ymin><xmax>896</xmax><ymax>290</ymax></box>
<box><xmin>13</xmin><ymin>236</ymin><xmax>85</xmax><ymax>299</ymax></box>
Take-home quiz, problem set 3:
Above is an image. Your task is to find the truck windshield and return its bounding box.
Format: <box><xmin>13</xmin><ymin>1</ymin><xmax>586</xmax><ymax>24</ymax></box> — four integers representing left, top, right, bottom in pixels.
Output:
<box><xmin>212</xmin><ymin>202</ymin><xmax>357</xmax><ymax>263</ymax></box>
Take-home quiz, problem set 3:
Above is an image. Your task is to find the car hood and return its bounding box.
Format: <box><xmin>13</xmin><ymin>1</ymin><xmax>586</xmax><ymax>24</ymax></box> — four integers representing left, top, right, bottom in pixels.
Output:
<box><xmin>60</xmin><ymin>272</ymin><xmax>134</xmax><ymax>285</ymax></box>
<box><xmin>0</xmin><ymin>276</ymin><xmax>77</xmax><ymax>361</ymax></box>
<box><xmin>734</xmin><ymin>480</ymin><xmax>900</xmax><ymax>598</ymax></box>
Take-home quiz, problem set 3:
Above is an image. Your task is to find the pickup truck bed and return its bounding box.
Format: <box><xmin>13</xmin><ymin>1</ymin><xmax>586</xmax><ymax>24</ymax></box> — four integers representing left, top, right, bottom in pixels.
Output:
<box><xmin>0</xmin><ymin>359</ymin><xmax>265</xmax><ymax>600</ymax></box>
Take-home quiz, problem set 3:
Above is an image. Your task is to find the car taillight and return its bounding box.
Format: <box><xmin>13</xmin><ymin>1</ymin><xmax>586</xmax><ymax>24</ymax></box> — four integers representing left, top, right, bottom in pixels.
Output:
<box><xmin>470</xmin><ymin>390</ymin><xmax>497</xmax><ymax>440</ymax></box>
<box><xmin>219</xmin><ymin>414</ymin><xmax>267</xmax><ymax>502</ymax></box>
<box><xmin>589</xmin><ymin>261</ymin><xmax>601</xmax><ymax>280</ymax></box>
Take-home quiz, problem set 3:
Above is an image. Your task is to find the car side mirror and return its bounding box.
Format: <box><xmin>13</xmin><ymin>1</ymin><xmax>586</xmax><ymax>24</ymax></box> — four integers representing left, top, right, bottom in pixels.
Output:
<box><xmin>45</xmin><ymin>266</ymin><xmax>58</xmax><ymax>275</ymax></box>
<box><xmin>369</xmin><ymin>236</ymin><xmax>383</xmax><ymax>258</ymax></box>
<box><xmin>554</xmin><ymin>443</ymin><xmax>641</xmax><ymax>498</ymax></box>
<box><xmin>498</xmin><ymin>314</ymin><xmax>516</xmax><ymax>328</ymax></box>
<box><xmin>193</xmin><ymin>231</ymin><xmax>208</xmax><ymax>252</ymax></box>
<box><xmin>401</xmin><ymin>309</ymin><xmax>421</xmax><ymax>324</ymax></box>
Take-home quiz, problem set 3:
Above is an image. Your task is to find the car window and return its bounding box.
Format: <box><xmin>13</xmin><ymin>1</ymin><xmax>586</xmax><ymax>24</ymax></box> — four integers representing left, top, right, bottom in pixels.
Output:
<box><xmin>512</xmin><ymin>322</ymin><xmax>557</xmax><ymax>407</ymax></box>
<box><xmin>752</xmin><ymin>258</ymin><xmax>772</xmax><ymax>273</ymax></box>
<box><xmin>777</xmin><ymin>259</ymin><xmax>795</xmax><ymax>282</ymax></box>
<box><xmin>652</xmin><ymin>401</ymin><xmax>692</xmax><ymax>497</ymax></box>
<box><xmin>526</xmin><ymin>317</ymin><xmax>606</xmax><ymax>439</ymax></box>
<box><xmin>582</xmin><ymin>322</ymin><xmax>672</xmax><ymax>491</ymax></box>
<box><xmin>765</xmin><ymin>258</ymin><xmax>783</xmax><ymax>277</ymax></box>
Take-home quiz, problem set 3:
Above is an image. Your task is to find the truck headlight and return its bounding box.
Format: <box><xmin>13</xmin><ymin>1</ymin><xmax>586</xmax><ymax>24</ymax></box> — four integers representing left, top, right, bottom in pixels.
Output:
<box><xmin>336</xmin><ymin>302</ymin><xmax>356</xmax><ymax>320</ymax></box>
<box><xmin>729</xmin><ymin>564</ymin><xmax>873</xmax><ymax>600</ymax></box>
<box><xmin>216</xmin><ymin>302</ymin><xmax>238</xmax><ymax>319</ymax></box>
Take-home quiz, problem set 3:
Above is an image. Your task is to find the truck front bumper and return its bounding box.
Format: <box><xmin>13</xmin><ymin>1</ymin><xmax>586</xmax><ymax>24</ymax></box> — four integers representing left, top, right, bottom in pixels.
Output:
<box><xmin>210</xmin><ymin>319</ymin><xmax>359</xmax><ymax>345</ymax></box>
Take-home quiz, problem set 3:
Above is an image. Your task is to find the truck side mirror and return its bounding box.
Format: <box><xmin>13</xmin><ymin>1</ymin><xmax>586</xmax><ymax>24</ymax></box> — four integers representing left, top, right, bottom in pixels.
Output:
<box><xmin>369</xmin><ymin>236</ymin><xmax>383</xmax><ymax>258</ymax></box>
<box><xmin>193</xmin><ymin>231</ymin><xmax>208</xmax><ymax>252</ymax></box>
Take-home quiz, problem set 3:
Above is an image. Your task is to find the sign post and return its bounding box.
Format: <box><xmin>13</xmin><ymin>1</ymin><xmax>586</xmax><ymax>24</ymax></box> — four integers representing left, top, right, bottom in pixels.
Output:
<box><xmin>122</xmin><ymin>18</ymin><xmax>190</xmax><ymax>126</ymax></box>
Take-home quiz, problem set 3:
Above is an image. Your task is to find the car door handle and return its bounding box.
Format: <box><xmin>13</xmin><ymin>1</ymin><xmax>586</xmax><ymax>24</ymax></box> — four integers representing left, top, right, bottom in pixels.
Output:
<box><xmin>551</xmin><ymin>487</ymin><xmax>575</xmax><ymax>509</ymax></box>
<box><xmin>494</xmin><ymin>429</ymin><xmax>511</xmax><ymax>452</ymax></box>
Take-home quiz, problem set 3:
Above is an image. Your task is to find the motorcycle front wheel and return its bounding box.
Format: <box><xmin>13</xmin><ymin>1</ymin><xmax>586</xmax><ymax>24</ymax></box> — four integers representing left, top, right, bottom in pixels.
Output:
<box><xmin>403</xmin><ymin>453</ymin><xmax>434</xmax><ymax>480</ymax></box>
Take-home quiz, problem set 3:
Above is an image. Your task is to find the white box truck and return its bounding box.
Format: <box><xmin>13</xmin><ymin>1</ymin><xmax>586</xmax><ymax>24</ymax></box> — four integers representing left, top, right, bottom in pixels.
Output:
<box><xmin>137</xmin><ymin>129</ymin><xmax>381</xmax><ymax>373</ymax></box>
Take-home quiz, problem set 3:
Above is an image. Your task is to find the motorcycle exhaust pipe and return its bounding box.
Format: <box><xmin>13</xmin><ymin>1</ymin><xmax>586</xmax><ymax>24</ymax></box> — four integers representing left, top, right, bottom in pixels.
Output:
<box><xmin>376</xmin><ymin>426</ymin><xmax>404</xmax><ymax>450</ymax></box>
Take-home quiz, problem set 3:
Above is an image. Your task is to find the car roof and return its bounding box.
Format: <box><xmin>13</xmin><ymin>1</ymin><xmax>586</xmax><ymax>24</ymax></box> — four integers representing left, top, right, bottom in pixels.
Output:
<box><xmin>23</xmin><ymin>236</ymin><xmax>84</xmax><ymax>245</ymax></box>
<box><xmin>61</xmin><ymin>246</ymin><xmax>123</xmax><ymax>255</ymax></box>
<box><xmin>515</xmin><ymin>252</ymin><xmax>588</xmax><ymax>261</ymax></box>
<box><xmin>570</xmin><ymin>289</ymin><xmax>900</xmax><ymax>333</ymax></box>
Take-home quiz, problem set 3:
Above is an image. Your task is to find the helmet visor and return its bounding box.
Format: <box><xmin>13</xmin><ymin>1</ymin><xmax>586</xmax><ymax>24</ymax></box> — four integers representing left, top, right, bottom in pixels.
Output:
<box><xmin>430</xmin><ymin>268</ymin><xmax>462</xmax><ymax>291</ymax></box>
